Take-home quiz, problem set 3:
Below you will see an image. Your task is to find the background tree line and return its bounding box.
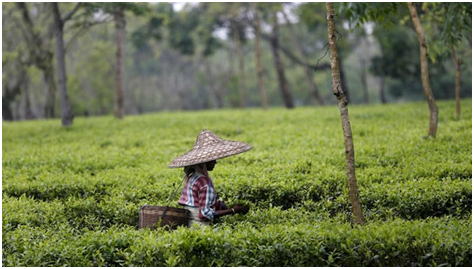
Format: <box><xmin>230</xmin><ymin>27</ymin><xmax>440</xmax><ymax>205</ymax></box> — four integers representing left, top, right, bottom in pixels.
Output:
<box><xmin>2</xmin><ymin>2</ymin><xmax>472</xmax><ymax>124</ymax></box>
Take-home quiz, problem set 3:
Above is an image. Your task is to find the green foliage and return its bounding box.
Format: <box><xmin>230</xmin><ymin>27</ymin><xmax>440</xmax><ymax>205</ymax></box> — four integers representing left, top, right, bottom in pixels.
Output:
<box><xmin>343</xmin><ymin>2</ymin><xmax>472</xmax><ymax>62</ymax></box>
<box><xmin>370</xmin><ymin>23</ymin><xmax>472</xmax><ymax>100</ymax></box>
<box><xmin>421</xmin><ymin>3</ymin><xmax>472</xmax><ymax>46</ymax></box>
<box><xmin>341</xmin><ymin>2</ymin><xmax>400</xmax><ymax>28</ymax></box>
<box><xmin>2</xmin><ymin>100</ymin><xmax>472</xmax><ymax>266</ymax></box>
<box><xmin>134</xmin><ymin>3</ymin><xmax>222</xmax><ymax>57</ymax></box>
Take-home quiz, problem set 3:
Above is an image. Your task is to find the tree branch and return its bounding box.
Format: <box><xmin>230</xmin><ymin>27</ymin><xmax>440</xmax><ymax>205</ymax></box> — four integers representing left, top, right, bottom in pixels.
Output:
<box><xmin>63</xmin><ymin>2</ymin><xmax>82</xmax><ymax>23</ymax></box>
<box><xmin>16</xmin><ymin>3</ymin><xmax>39</xmax><ymax>44</ymax></box>
<box><xmin>242</xmin><ymin>17</ymin><xmax>331</xmax><ymax>71</ymax></box>
<box><xmin>65</xmin><ymin>18</ymin><xmax>113</xmax><ymax>53</ymax></box>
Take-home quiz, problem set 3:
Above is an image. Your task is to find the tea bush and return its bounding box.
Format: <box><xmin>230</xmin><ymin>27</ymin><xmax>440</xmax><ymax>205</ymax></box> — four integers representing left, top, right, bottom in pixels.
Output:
<box><xmin>2</xmin><ymin>99</ymin><xmax>472</xmax><ymax>266</ymax></box>
<box><xmin>3</xmin><ymin>217</ymin><xmax>471</xmax><ymax>267</ymax></box>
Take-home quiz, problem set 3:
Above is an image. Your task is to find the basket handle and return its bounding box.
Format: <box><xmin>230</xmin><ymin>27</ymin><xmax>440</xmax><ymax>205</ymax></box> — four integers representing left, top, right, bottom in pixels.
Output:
<box><xmin>161</xmin><ymin>175</ymin><xmax>187</xmax><ymax>219</ymax></box>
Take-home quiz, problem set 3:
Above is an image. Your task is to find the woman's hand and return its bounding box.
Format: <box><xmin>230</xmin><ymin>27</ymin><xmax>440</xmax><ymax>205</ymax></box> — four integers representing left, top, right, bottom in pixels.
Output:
<box><xmin>232</xmin><ymin>204</ymin><xmax>249</xmax><ymax>214</ymax></box>
<box><xmin>214</xmin><ymin>204</ymin><xmax>250</xmax><ymax>218</ymax></box>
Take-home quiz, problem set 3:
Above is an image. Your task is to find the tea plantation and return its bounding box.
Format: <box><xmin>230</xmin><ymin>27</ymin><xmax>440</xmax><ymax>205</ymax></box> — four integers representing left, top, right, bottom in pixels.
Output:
<box><xmin>2</xmin><ymin>100</ymin><xmax>472</xmax><ymax>266</ymax></box>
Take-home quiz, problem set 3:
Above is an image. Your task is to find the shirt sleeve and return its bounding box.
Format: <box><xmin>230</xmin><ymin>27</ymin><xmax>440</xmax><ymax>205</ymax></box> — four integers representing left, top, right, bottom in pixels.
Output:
<box><xmin>198</xmin><ymin>183</ymin><xmax>217</xmax><ymax>221</ymax></box>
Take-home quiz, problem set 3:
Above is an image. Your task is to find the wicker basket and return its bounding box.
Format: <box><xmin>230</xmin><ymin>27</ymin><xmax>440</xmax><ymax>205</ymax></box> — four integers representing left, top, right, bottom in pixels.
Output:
<box><xmin>139</xmin><ymin>205</ymin><xmax>189</xmax><ymax>229</ymax></box>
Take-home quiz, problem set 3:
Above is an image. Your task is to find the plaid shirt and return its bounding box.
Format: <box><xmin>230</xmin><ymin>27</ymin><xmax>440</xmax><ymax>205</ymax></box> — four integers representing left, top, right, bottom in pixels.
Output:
<box><xmin>178</xmin><ymin>172</ymin><xmax>224</xmax><ymax>221</ymax></box>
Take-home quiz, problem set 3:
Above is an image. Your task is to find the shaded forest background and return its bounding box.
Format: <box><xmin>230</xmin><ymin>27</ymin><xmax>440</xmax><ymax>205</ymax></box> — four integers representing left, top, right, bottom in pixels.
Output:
<box><xmin>2</xmin><ymin>2</ymin><xmax>472</xmax><ymax>121</ymax></box>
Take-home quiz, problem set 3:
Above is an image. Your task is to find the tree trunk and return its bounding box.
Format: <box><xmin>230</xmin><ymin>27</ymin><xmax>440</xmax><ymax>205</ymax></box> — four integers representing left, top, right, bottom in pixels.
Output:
<box><xmin>469</xmin><ymin>30</ymin><xmax>472</xmax><ymax>50</ymax></box>
<box><xmin>326</xmin><ymin>2</ymin><xmax>365</xmax><ymax>226</ymax></box>
<box><xmin>450</xmin><ymin>45</ymin><xmax>461</xmax><ymax>119</ymax></box>
<box><xmin>407</xmin><ymin>2</ymin><xmax>438</xmax><ymax>138</ymax></box>
<box><xmin>281</xmin><ymin>9</ymin><xmax>324</xmax><ymax>105</ymax></box>
<box><xmin>226</xmin><ymin>44</ymin><xmax>239</xmax><ymax>108</ymax></box>
<box><xmin>204</xmin><ymin>60</ymin><xmax>224</xmax><ymax>109</ymax></box>
<box><xmin>2</xmin><ymin>92</ymin><xmax>15</xmax><ymax>121</ymax></box>
<box><xmin>232</xmin><ymin>20</ymin><xmax>246</xmax><ymax>108</ymax></box>
<box><xmin>114</xmin><ymin>7</ymin><xmax>126</xmax><ymax>119</ymax></box>
<box><xmin>2</xmin><ymin>82</ymin><xmax>22</xmax><ymax>121</ymax></box>
<box><xmin>23</xmin><ymin>76</ymin><xmax>35</xmax><ymax>120</ymax></box>
<box><xmin>52</xmin><ymin>3</ymin><xmax>74</xmax><ymax>126</ymax></box>
<box><xmin>43</xmin><ymin>66</ymin><xmax>57</xmax><ymax>118</ymax></box>
<box><xmin>379</xmin><ymin>76</ymin><xmax>387</xmax><ymax>104</ymax></box>
<box><xmin>339</xmin><ymin>57</ymin><xmax>350</xmax><ymax>103</ymax></box>
<box><xmin>270</xmin><ymin>10</ymin><xmax>294</xmax><ymax>109</ymax></box>
<box><xmin>253</xmin><ymin>5</ymin><xmax>267</xmax><ymax>109</ymax></box>
<box><xmin>360</xmin><ymin>58</ymin><xmax>369</xmax><ymax>103</ymax></box>
<box><xmin>17</xmin><ymin>3</ymin><xmax>57</xmax><ymax>119</ymax></box>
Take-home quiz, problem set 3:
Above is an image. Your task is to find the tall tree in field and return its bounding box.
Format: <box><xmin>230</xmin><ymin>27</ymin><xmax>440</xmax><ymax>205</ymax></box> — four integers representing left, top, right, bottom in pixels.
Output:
<box><xmin>450</xmin><ymin>46</ymin><xmax>461</xmax><ymax>119</ymax></box>
<box><xmin>3</xmin><ymin>3</ymin><xmax>28</xmax><ymax>120</ymax></box>
<box><xmin>281</xmin><ymin>5</ymin><xmax>324</xmax><ymax>105</ymax></box>
<box><xmin>424</xmin><ymin>2</ymin><xmax>471</xmax><ymax>119</ymax></box>
<box><xmin>84</xmin><ymin>3</ymin><xmax>149</xmax><ymax>119</ymax></box>
<box><xmin>270</xmin><ymin>6</ymin><xmax>294</xmax><ymax>109</ymax></box>
<box><xmin>343</xmin><ymin>3</ymin><xmax>440</xmax><ymax>137</ymax></box>
<box><xmin>325</xmin><ymin>2</ymin><xmax>365</xmax><ymax>226</ymax></box>
<box><xmin>369</xmin><ymin>24</ymin><xmax>419</xmax><ymax>104</ymax></box>
<box><xmin>16</xmin><ymin>3</ymin><xmax>57</xmax><ymax>118</ymax></box>
<box><xmin>51</xmin><ymin>3</ymin><xmax>80</xmax><ymax>126</ymax></box>
<box><xmin>407</xmin><ymin>3</ymin><xmax>438</xmax><ymax>138</ymax></box>
<box><xmin>113</xmin><ymin>5</ymin><xmax>126</xmax><ymax>119</ymax></box>
<box><xmin>2</xmin><ymin>54</ymin><xmax>28</xmax><ymax>120</ymax></box>
<box><xmin>232</xmin><ymin>18</ymin><xmax>246</xmax><ymax>108</ymax></box>
<box><xmin>230</xmin><ymin>3</ymin><xmax>247</xmax><ymax>108</ymax></box>
<box><xmin>253</xmin><ymin>3</ymin><xmax>267</xmax><ymax>109</ymax></box>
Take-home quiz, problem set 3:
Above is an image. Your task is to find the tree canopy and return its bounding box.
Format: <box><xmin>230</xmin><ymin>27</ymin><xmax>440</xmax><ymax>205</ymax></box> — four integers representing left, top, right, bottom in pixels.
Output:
<box><xmin>2</xmin><ymin>2</ymin><xmax>472</xmax><ymax>121</ymax></box>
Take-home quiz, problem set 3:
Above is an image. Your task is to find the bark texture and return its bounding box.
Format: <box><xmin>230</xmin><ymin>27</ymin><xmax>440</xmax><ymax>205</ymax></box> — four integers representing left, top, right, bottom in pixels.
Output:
<box><xmin>253</xmin><ymin>5</ymin><xmax>267</xmax><ymax>109</ymax></box>
<box><xmin>326</xmin><ymin>2</ymin><xmax>365</xmax><ymax>226</ymax></box>
<box><xmin>339</xmin><ymin>57</ymin><xmax>350</xmax><ymax>103</ymax></box>
<box><xmin>450</xmin><ymin>45</ymin><xmax>461</xmax><ymax>119</ymax></box>
<box><xmin>114</xmin><ymin>7</ymin><xmax>126</xmax><ymax>119</ymax></box>
<box><xmin>43</xmin><ymin>67</ymin><xmax>57</xmax><ymax>118</ymax></box>
<box><xmin>270</xmin><ymin>10</ymin><xmax>294</xmax><ymax>109</ymax></box>
<box><xmin>407</xmin><ymin>2</ymin><xmax>438</xmax><ymax>138</ymax></box>
<box><xmin>52</xmin><ymin>3</ymin><xmax>74</xmax><ymax>126</ymax></box>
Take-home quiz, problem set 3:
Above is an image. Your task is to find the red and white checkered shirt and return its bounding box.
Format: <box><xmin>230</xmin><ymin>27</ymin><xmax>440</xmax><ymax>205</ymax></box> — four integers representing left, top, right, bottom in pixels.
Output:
<box><xmin>178</xmin><ymin>172</ymin><xmax>224</xmax><ymax>220</ymax></box>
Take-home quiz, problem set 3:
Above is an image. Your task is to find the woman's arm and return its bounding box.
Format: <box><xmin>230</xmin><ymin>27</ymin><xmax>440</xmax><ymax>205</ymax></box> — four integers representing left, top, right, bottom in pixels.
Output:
<box><xmin>214</xmin><ymin>204</ymin><xmax>249</xmax><ymax>217</ymax></box>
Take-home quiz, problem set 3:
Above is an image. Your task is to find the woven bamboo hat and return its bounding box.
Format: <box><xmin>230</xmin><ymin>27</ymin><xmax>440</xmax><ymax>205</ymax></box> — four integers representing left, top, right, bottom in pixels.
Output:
<box><xmin>168</xmin><ymin>129</ymin><xmax>253</xmax><ymax>168</ymax></box>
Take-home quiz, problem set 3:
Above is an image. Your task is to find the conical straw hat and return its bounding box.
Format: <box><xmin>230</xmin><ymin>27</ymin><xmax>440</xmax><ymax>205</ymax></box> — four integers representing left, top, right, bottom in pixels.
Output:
<box><xmin>168</xmin><ymin>129</ymin><xmax>253</xmax><ymax>168</ymax></box>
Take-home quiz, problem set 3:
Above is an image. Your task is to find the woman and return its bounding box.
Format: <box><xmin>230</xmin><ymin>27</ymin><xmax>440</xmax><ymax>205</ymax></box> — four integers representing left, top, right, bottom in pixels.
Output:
<box><xmin>168</xmin><ymin>129</ymin><xmax>252</xmax><ymax>226</ymax></box>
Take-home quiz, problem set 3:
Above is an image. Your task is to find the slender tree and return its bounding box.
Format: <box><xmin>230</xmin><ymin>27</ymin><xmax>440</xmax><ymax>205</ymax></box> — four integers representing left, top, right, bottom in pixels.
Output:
<box><xmin>342</xmin><ymin>2</ymin><xmax>471</xmax><ymax>136</ymax></box>
<box><xmin>2</xmin><ymin>60</ymin><xmax>27</xmax><ymax>120</ymax></box>
<box><xmin>113</xmin><ymin>5</ymin><xmax>126</xmax><ymax>119</ymax></box>
<box><xmin>379</xmin><ymin>77</ymin><xmax>387</xmax><ymax>104</ymax></box>
<box><xmin>450</xmin><ymin>45</ymin><xmax>461</xmax><ymax>119</ymax></box>
<box><xmin>232</xmin><ymin>19</ymin><xmax>246</xmax><ymax>108</ymax></box>
<box><xmin>17</xmin><ymin>3</ymin><xmax>57</xmax><ymax>118</ymax></box>
<box><xmin>204</xmin><ymin>60</ymin><xmax>224</xmax><ymax>108</ymax></box>
<box><xmin>230</xmin><ymin>4</ymin><xmax>247</xmax><ymax>109</ymax></box>
<box><xmin>52</xmin><ymin>3</ymin><xmax>80</xmax><ymax>126</ymax></box>
<box><xmin>326</xmin><ymin>2</ymin><xmax>364</xmax><ymax>226</ymax></box>
<box><xmin>253</xmin><ymin>4</ymin><xmax>267</xmax><ymax>109</ymax></box>
<box><xmin>270</xmin><ymin>7</ymin><xmax>294</xmax><ymax>109</ymax></box>
<box><xmin>407</xmin><ymin>2</ymin><xmax>438</xmax><ymax>138</ymax></box>
<box><xmin>23</xmin><ymin>76</ymin><xmax>35</xmax><ymax>120</ymax></box>
<box><xmin>360</xmin><ymin>58</ymin><xmax>369</xmax><ymax>103</ymax></box>
<box><xmin>281</xmin><ymin>7</ymin><xmax>324</xmax><ymax>105</ymax></box>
